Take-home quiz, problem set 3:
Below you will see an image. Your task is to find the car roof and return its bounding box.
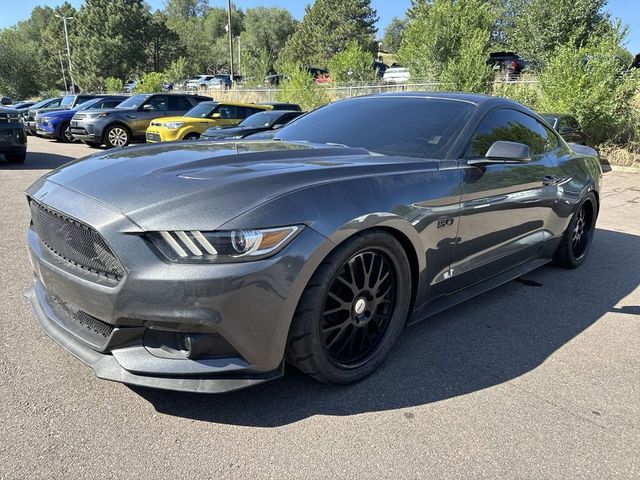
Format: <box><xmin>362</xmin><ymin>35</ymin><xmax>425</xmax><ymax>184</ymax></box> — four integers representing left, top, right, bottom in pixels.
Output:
<box><xmin>213</xmin><ymin>101</ymin><xmax>272</xmax><ymax>108</ymax></box>
<box><xmin>370</xmin><ymin>91</ymin><xmax>511</xmax><ymax>106</ymax></box>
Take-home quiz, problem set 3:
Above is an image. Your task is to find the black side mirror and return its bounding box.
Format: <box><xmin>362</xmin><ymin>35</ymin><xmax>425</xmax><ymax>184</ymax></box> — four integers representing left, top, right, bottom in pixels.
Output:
<box><xmin>142</xmin><ymin>104</ymin><xmax>155</xmax><ymax>112</ymax></box>
<box><xmin>468</xmin><ymin>141</ymin><xmax>532</xmax><ymax>165</ymax></box>
<box><xmin>560</xmin><ymin>127</ymin><xmax>574</xmax><ymax>134</ymax></box>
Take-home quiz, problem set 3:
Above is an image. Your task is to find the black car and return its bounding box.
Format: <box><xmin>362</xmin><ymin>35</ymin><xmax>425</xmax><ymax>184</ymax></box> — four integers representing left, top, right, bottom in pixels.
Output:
<box><xmin>0</xmin><ymin>107</ymin><xmax>27</xmax><ymax>163</ymax></box>
<box><xmin>70</xmin><ymin>93</ymin><xmax>212</xmax><ymax>148</ymax></box>
<box><xmin>25</xmin><ymin>93</ymin><xmax>601</xmax><ymax>393</ymax></box>
<box><xmin>201</xmin><ymin>110</ymin><xmax>305</xmax><ymax>140</ymax></box>
<box><xmin>487</xmin><ymin>52</ymin><xmax>528</xmax><ymax>79</ymax></box>
<box><xmin>541</xmin><ymin>114</ymin><xmax>587</xmax><ymax>145</ymax></box>
<box><xmin>23</xmin><ymin>97</ymin><xmax>63</xmax><ymax>135</ymax></box>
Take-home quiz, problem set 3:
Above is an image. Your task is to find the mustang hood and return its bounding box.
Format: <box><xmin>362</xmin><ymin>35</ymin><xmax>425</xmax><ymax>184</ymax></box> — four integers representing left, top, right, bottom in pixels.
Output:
<box><xmin>33</xmin><ymin>141</ymin><xmax>434</xmax><ymax>231</ymax></box>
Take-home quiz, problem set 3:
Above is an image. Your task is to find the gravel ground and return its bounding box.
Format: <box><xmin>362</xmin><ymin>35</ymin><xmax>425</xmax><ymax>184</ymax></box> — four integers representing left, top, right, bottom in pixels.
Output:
<box><xmin>1</xmin><ymin>137</ymin><xmax>639</xmax><ymax>479</ymax></box>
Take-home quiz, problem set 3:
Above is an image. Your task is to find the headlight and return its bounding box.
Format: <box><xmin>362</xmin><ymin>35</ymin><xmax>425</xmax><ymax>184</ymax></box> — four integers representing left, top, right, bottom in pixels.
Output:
<box><xmin>84</xmin><ymin>112</ymin><xmax>110</xmax><ymax>119</ymax></box>
<box><xmin>163</xmin><ymin>121</ymin><xmax>184</xmax><ymax>129</ymax></box>
<box><xmin>148</xmin><ymin>226</ymin><xmax>302</xmax><ymax>263</ymax></box>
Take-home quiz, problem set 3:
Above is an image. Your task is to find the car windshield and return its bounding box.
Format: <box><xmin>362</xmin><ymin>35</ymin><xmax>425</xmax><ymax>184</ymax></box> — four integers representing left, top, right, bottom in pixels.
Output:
<box><xmin>184</xmin><ymin>102</ymin><xmax>217</xmax><ymax>118</ymax></box>
<box><xmin>60</xmin><ymin>95</ymin><xmax>76</xmax><ymax>107</ymax></box>
<box><xmin>30</xmin><ymin>98</ymin><xmax>55</xmax><ymax>109</ymax></box>
<box><xmin>239</xmin><ymin>111</ymin><xmax>282</xmax><ymax>128</ymax></box>
<box><xmin>275</xmin><ymin>97</ymin><xmax>475</xmax><ymax>159</ymax></box>
<box><xmin>74</xmin><ymin>99</ymin><xmax>98</xmax><ymax>111</ymax></box>
<box><xmin>116</xmin><ymin>94</ymin><xmax>149</xmax><ymax>109</ymax></box>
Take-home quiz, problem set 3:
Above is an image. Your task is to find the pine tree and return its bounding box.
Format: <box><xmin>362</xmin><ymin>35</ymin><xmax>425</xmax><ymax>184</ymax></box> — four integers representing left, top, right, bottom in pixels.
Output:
<box><xmin>279</xmin><ymin>0</ymin><xmax>377</xmax><ymax>68</ymax></box>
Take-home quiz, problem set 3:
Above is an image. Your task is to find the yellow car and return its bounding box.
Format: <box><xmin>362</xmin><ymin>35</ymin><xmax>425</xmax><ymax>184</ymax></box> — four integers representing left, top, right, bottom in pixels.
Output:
<box><xmin>145</xmin><ymin>101</ymin><xmax>273</xmax><ymax>142</ymax></box>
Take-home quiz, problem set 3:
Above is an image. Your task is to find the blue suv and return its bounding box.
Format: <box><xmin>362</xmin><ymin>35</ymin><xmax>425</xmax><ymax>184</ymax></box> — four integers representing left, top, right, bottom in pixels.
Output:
<box><xmin>36</xmin><ymin>96</ymin><xmax>127</xmax><ymax>142</ymax></box>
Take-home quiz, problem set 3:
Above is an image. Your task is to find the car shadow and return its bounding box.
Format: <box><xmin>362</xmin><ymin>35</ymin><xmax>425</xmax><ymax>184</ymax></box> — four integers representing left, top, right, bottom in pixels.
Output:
<box><xmin>132</xmin><ymin>228</ymin><xmax>640</xmax><ymax>427</ymax></box>
<box><xmin>1</xmin><ymin>152</ymin><xmax>76</xmax><ymax>170</ymax></box>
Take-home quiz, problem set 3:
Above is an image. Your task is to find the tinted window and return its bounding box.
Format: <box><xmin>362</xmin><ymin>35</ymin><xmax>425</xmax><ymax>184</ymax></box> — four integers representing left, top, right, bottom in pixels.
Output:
<box><xmin>168</xmin><ymin>96</ymin><xmax>193</xmax><ymax>111</ymax></box>
<box><xmin>465</xmin><ymin>108</ymin><xmax>559</xmax><ymax>158</ymax></box>
<box><xmin>185</xmin><ymin>102</ymin><xmax>217</xmax><ymax>118</ymax></box>
<box><xmin>145</xmin><ymin>96</ymin><xmax>168</xmax><ymax>111</ymax></box>
<box><xmin>276</xmin><ymin>97</ymin><xmax>475</xmax><ymax>159</ymax></box>
<box><xmin>76</xmin><ymin>96</ymin><xmax>94</xmax><ymax>104</ymax></box>
<box><xmin>216</xmin><ymin>105</ymin><xmax>239</xmax><ymax>119</ymax></box>
<box><xmin>60</xmin><ymin>95</ymin><xmax>75</xmax><ymax>107</ymax></box>
<box><xmin>117</xmin><ymin>94</ymin><xmax>149</xmax><ymax>108</ymax></box>
<box><xmin>237</xmin><ymin>107</ymin><xmax>264</xmax><ymax>119</ymax></box>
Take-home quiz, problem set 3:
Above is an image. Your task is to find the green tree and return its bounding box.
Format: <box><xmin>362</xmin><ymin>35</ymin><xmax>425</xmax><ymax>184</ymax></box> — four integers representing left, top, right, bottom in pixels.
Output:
<box><xmin>72</xmin><ymin>0</ymin><xmax>152</xmax><ymax>90</ymax></box>
<box><xmin>146</xmin><ymin>10</ymin><xmax>184</xmax><ymax>72</ymax></box>
<box><xmin>163</xmin><ymin>57</ymin><xmax>193</xmax><ymax>84</ymax></box>
<box><xmin>0</xmin><ymin>28</ymin><xmax>42</xmax><ymax>98</ymax></box>
<box><xmin>406</xmin><ymin>0</ymin><xmax>431</xmax><ymax>19</ymax></box>
<box><xmin>239</xmin><ymin>7</ymin><xmax>296</xmax><ymax>81</ymax></box>
<box><xmin>279</xmin><ymin>0</ymin><xmax>377</xmax><ymax>68</ymax></box>
<box><xmin>509</xmin><ymin>0</ymin><xmax>611</xmax><ymax>67</ymax></box>
<box><xmin>398</xmin><ymin>0</ymin><xmax>496</xmax><ymax>90</ymax></box>
<box><xmin>537</xmin><ymin>27</ymin><xmax>639</xmax><ymax>145</ymax></box>
<box><xmin>327</xmin><ymin>40</ymin><xmax>376</xmax><ymax>84</ymax></box>
<box><xmin>164</xmin><ymin>0</ymin><xmax>209</xmax><ymax>18</ymax></box>
<box><xmin>277</xmin><ymin>62</ymin><xmax>330</xmax><ymax>111</ymax></box>
<box><xmin>104</xmin><ymin>77</ymin><xmax>124</xmax><ymax>93</ymax></box>
<box><xmin>382</xmin><ymin>17</ymin><xmax>407</xmax><ymax>54</ymax></box>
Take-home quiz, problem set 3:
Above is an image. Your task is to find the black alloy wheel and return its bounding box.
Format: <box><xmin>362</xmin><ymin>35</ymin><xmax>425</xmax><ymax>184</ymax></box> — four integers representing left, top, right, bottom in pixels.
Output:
<box><xmin>554</xmin><ymin>192</ymin><xmax>597</xmax><ymax>268</ymax></box>
<box><xmin>321</xmin><ymin>250</ymin><xmax>396</xmax><ymax>367</ymax></box>
<box><xmin>286</xmin><ymin>230</ymin><xmax>411</xmax><ymax>384</ymax></box>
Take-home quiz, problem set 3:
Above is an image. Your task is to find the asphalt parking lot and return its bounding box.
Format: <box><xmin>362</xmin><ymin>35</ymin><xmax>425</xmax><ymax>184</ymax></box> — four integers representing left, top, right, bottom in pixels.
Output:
<box><xmin>1</xmin><ymin>136</ymin><xmax>639</xmax><ymax>479</ymax></box>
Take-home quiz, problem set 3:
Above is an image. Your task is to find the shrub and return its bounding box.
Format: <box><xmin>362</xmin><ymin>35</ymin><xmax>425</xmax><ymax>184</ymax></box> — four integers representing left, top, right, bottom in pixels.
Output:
<box><xmin>133</xmin><ymin>72</ymin><xmax>165</xmax><ymax>93</ymax></box>
<box><xmin>493</xmin><ymin>73</ymin><xmax>542</xmax><ymax>110</ymax></box>
<box><xmin>163</xmin><ymin>57</ymin><xmax>191</xmax><ymax>85</ymax></box>
<box><xmin>104</xmin><ymin>77</ymin><xmax>124</xmax><ymax>93</ymax></box>
<box><xmin>537</xmin><ymin>30</ymin><xmax>640</xmax><ymax>146</ymax></box>
<box><xmin>327</xmin><ymin>40</ymin><xmax>376</xmax><ymax>85</ymax></box>
<box><xmin>276</xmin><ymin>62</ymin><xmax>330</xmax><ymax>111</ymax></box>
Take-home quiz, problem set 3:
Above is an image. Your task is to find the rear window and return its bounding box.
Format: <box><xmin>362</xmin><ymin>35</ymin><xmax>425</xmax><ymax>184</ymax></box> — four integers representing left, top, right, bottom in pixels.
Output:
<box><xmin>276</xmin><ymin>97</ymin><xmax>474</xmax><ymax>159</ymax></box>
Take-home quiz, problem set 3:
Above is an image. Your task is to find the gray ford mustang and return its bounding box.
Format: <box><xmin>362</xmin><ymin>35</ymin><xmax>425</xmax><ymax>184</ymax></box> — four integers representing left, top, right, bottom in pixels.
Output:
<box><xmin>26</xmin><ymin>93</ymin><xmax>602</xmax><ymax>393</ymax></box>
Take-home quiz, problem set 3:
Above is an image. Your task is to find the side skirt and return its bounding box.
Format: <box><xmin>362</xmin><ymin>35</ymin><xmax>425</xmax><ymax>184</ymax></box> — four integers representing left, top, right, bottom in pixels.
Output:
<box><xmin>407</xmin><ymin>257</ymin><xmax>550</xmax><ymax>326</ymax></box>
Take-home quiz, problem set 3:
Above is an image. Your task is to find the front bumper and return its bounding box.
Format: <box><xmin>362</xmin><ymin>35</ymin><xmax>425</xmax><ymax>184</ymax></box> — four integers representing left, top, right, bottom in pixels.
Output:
<box><xmin>145</xmin><ymin>126</ymin><xmax>181</xmax><ymax>142</ymax></box>
<box><xmin>25</xmin><ymin>182</ymin><xmax>327</xmax><ymax>392</ymax></box>
<box><xmin>0</xmin><ymin>125</ymin><xmax>27</xmax><ymax>152</ymax></box>
<box><xmin>69</xmin><ymin>118</ymin><xmax>105</xmax><ymax>143</ymax></box>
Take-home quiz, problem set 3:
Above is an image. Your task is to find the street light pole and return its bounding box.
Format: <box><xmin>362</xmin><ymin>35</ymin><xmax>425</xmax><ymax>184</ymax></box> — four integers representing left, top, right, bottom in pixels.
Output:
<box><xmin>55</xmin><ymin>14</ymin><xmax>75</xmax><ymax>93</ymax></box>
<box><xmin>58</xmin><ymin>50</ymin><xmax>68</xmax><ymax>92</ymax></box>
<box><xmin>226</xmin><ymin>0</ymin><xmax>235</xmax><ymax>85</ymax></box>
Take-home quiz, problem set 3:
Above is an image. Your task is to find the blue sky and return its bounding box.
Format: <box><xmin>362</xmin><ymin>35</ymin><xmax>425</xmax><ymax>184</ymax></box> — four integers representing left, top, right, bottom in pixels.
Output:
<box><xmin>1</xmin><ymin>0</ymin><xmax>639</xmax><ymax>53</ymax></box>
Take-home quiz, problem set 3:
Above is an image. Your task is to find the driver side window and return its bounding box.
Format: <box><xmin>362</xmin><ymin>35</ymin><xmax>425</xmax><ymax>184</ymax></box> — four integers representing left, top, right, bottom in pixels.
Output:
<box><xmin>144</xmin><ymin>96</ymin><xmax>168</xmax><ymax>111</ymax></box>
<box><xmin>464</xmin><ymin>108</ymin><xmax>559</xmax><ymax>158</ymax></box>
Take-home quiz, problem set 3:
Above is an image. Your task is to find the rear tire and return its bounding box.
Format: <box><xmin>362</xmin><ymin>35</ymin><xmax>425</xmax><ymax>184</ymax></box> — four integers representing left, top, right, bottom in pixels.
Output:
<box><xmin>104</xmin><ymin>125</ymin><xmax>130</xmax><ymax>148</ymax></box>
<box><xmin>286</xmin><ymin>230</ymin><xmax>411</xmax><ymax>384</ymax></box>
<box><xmin>5</xmin><ymin>152</ymin><xmax>26</xmax><ymax>163</ymax></box>
<box><xmin>553</xmin><ymin>192</ymin><xmax>597</xmax><ymax>268</ymax></box>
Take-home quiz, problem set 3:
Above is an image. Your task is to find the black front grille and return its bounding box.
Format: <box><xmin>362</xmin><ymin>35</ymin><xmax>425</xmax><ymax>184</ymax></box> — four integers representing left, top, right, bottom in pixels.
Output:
<box><xmin>48</xmin><ymin>294</ymin><xmax>114</xmax><ymax>349</ymax></box>
<box><xmin>29</xmin><ymin>200</ymin><xmax>125</xmax><ymax>280</ymax></box>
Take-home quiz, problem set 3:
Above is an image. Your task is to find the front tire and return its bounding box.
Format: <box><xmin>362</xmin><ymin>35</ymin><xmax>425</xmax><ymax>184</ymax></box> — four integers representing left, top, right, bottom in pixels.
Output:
<box><xmin>553</xmin><ymin>192</ymin><xmax>597</xmax><ymax>268</ymax></box>
<box><xmin>60</xmin><ymin>122</ymin><xmax>75</xmax><ymax>143</ymax></box>
<box><xmin>104</xmin><ymin>125</ymin><xmax>130</xmax><ymax>148</ymax></box>
<box><xmin>183</xmin><ymin>133</ymin><xmax>200</xmax><ymax>140</ymax></box>
<box><xmin>286</xmin><ymin>230</ymin><xmax>412</xmax><ymax>384</ymax></box>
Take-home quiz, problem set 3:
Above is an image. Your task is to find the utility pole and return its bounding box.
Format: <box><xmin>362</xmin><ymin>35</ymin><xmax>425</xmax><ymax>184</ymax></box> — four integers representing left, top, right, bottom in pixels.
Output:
<box><xmin>226</xmin><ymin>0</ymin><xmax>235</xmax><ymax>85</ymax></box>
<box><xmin>237</xmin><ymin>35</ymin><xmax>241</xmax><ymax>73</ymax></box>
<box><xmin>58</xmin><ymin>50</ymin><xmax>68</xmax><ymax>92</ymax></box>
<box><xmin>55</xmin><ymin>14</ymin><xmax>75</xmax><ymax>93</ymax></box>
